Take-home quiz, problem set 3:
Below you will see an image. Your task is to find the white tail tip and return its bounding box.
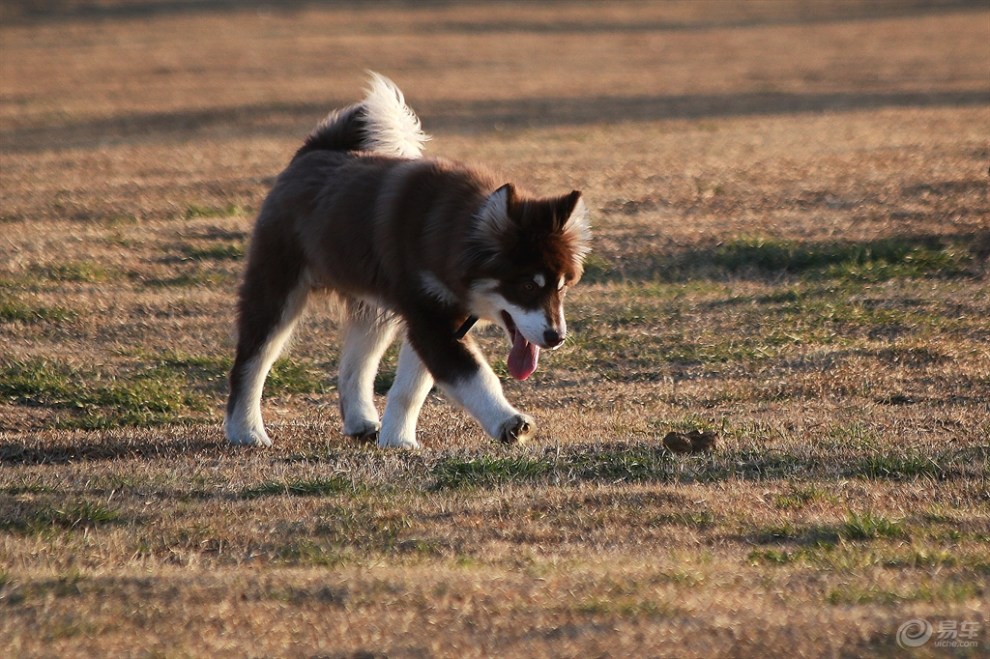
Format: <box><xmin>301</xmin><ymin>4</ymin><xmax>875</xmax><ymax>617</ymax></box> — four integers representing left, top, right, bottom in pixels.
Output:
<box><xmin>362</xmin><ymin>71</ymin><xmax>430</xmax><ymax>158</ymax></box>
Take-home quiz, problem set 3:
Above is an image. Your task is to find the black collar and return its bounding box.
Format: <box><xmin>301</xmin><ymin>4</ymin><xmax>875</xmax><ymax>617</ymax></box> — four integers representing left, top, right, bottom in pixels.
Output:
<box><xmin>454</xmin><ymin>315</ymin><xmax>479</xmax><ymax>339</ymax></box>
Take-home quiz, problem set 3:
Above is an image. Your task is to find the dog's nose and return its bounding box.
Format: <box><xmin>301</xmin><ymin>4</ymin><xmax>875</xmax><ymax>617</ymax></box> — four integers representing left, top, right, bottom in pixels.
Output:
<box><xmin>543</xmin><ymin>329</ymin><xmax>565</xmax><ymax>348</ymax></box>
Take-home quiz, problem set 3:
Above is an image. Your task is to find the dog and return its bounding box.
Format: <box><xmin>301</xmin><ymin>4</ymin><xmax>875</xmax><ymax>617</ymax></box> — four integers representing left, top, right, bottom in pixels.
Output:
<box><xmin>224</xmin><ymin>73</ymin><xmax>590</xmax><ymax>449</ymax></box>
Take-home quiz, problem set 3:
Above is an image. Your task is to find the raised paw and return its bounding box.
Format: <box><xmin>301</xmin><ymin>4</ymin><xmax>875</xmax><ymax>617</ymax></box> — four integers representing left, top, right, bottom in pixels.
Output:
<box><xmin>497</xmin><ymin>414</ymin><xmax>536</xmax><ymax>445</ymax></box>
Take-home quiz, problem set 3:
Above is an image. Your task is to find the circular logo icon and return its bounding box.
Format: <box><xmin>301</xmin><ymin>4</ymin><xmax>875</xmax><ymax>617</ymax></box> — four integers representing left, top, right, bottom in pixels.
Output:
<box><xmin>897</xmin><ymin>619</ymin><xmax>933</xmax><ymax>649</ymax></box>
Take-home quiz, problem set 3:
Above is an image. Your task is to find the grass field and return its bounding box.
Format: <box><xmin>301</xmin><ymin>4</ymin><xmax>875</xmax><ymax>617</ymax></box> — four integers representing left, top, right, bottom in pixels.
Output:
<box><xmin>2</xmin><ymin>1</ymin><xmax>988</xmax><ymax>656</ymax></box>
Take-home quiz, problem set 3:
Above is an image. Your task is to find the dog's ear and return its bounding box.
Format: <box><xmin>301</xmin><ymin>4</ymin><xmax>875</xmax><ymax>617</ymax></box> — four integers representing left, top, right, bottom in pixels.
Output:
<box><xmin>495</xmin><ymin>183</ymin><xmax>518</xmax><ymax>214</ymax></box>
<box><xmin>477</xmin><ymin>183</ymin><xmax>516</xmax><ymax>238</ymax></box>
<box><xmin>553</xmin><ymin>190</ymin><xmax>583</xmax><ymax>229</ymax></box>
<box><xmin>468</xmin><ymin>184</ymin><xmax>519</xmax><ymax>267</ymax></box>
<box><xmin>558</xmin><ymin>191</ymin><xmax>587</xmax><ymax>233</ymax></box>
<box><xmin>559</xmin><ymin>190</ymin><xmax>591</xmax><ymax>267</ymax></box>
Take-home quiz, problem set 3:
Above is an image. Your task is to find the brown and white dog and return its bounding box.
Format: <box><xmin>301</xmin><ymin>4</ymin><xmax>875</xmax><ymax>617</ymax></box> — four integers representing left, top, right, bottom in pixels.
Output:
<box><xmin>224</xmin><ymin>73</ymin><xmax>590</xmax><ymax>449</ymax></box>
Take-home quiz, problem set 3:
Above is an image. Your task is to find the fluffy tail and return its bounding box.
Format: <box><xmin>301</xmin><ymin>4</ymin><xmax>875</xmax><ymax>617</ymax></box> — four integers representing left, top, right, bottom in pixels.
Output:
<box><xmin>294</xmin><ymin>72</ymin><xmax>429</xmax><ymax>160</ymax></box>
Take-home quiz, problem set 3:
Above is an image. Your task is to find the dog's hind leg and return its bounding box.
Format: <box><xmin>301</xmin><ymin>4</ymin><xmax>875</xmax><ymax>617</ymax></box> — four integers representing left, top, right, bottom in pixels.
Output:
<box><xmin>337</xmin><ymin>302</ymin><xmax>398</xmax><ymax>441</ymax></box>
<box><xmin>225</xmin><ymin>234</ymin><xmax>309</xmax><ymax>447</ymax></box>
<box><xmin>378</xmin><ymin>338</ymin><xmax>435</xmax><ymax>449</ymax></box>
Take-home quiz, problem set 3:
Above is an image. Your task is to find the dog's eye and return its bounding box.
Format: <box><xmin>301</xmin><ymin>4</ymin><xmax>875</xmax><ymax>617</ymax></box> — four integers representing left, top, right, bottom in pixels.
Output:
<box><xmin>521</xmin><ymin>281</ymin><xmax>537</xmax><ymax>293</ymax></box>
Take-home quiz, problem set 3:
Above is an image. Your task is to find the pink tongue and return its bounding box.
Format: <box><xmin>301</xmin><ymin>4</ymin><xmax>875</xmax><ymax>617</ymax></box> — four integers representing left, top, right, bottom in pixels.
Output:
<box><xmin>507</xmin><ymin>331</ymin><xmax>540</xmax><ymax>380</ymax></box>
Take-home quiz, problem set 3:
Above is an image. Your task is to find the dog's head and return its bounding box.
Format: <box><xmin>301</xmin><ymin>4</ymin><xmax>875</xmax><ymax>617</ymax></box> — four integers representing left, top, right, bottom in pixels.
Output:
<box><xmin>467</xmin><ymin>183</ymin><xmax>591</xmax><ymax>380</ymax></box>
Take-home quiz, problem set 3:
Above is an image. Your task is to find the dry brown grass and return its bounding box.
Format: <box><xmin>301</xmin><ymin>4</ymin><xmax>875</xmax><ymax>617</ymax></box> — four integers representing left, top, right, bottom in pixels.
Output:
<box><xmin>2</xmin><ymin>1</ymin><xmax>989</xmax><ymax>656</ymax></box>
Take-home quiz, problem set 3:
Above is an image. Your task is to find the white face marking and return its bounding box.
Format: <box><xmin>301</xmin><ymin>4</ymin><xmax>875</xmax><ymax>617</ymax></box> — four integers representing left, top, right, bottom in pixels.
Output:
<box><xmin>533</xmin><ymin>273</ymin><xmax>546</xmax><ymax>289</ymax></box>
<box><xmin>557</xmin><ymin>276</ymin><xmax>566</xmax><ymax>291</ymax></box>
<box><xmin>506</xmin><ymin>304</ymin><xmax>552</xmax><ymax>344</ymax></box>
<box><xmin>468</xmin><ymin>279</ymin><xmax>567</xmax><ymax>349</ymax></box>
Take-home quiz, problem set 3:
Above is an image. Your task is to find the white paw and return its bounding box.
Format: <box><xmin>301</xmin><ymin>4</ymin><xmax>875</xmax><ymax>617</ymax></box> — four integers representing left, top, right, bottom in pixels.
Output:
<box><xmin>225</xmin><ymin>422</ymin><xmax>273</xmax><ymax>448</ymax></box>
<box><xmin>497</xmin><ymin>413</ymin><xmax>535</xmax><ymax>444</ymax></box>
<box><xmin>377</xmin><ymin>433</ymin><xmax>421</xmax><ymax>450</ymax></box>
<box><xmin>343</xmin><ymin>419</ymin><xmax>381</xmax><ymax>442</ymax></box>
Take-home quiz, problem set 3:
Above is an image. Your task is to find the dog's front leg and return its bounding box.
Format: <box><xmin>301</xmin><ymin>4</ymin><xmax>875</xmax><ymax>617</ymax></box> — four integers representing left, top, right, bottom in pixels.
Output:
<box><xmin>440</xmin><ymin>354</ymin><xmax>536</xmax><ymax>444</ymax></box>
<box><xmin>403</xmin><ymin>310</ymin><xmax>535</xmax><ymax>445</ymax></box>
<box><xmin>378</xmin><ymin>338</ymin><xmax>434</xmax><ymax>449</ymax></box>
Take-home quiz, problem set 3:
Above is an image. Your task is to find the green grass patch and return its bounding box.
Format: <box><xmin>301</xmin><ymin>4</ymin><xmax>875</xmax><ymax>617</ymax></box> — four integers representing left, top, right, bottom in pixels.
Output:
<box><xmin>374</xmin><ymin>371</ymin><xmax>396</xmax><ymax>394</ymax></box>
<box><xmin>748</xmin><ymin>512</ymin><xmax>911</xmax><ymax>567</ymax></box>
<box><xmin>0</xmin><ymin>358</ymin><xmax>78</xmax><ymax>404</ymax></box>
<box><xmin>0</xmin><ymin>357</ymin><xmax>208</xmax><ymax>428</ymax></box>
<box><xmin>85</xmin><ymin>372</ymin><xmax>203</xmax><ymax>428</ymax></box>
<box><xmin>3</xmin><ymin>501</ymin><xmax>121</xmax><ymax>535</ymax></box>
<box><xmin>134</xmin><ymin>351</ymin><xmax>231</xmax><ymax>394</ymax></box>
<box><xmin>431</xmin><ymin>444</ymin><xmax>683</xmax><ymax>490</ymax></box>
<box><xmin>266</xmin><ymin>359</ymin><xmax>332</xmax><ymax>395</ymax></box>
<box><xmin>182</xmin><ymin>202</ymin><xmax>245</xmax><ymax>220</ymax></box>
<box><xmin>752</xmin><ymin>521</ymin><xmax>805</xmax><ymax>543</ymax></box>
<box><xmin>563</xmin><ymin>272</ymin><xmax>978</xmax><ymax>380</ymax></box>
<box><xmin>569</xmin><ymin>444</ymin><xmax>677</xmax><ymax>483</ymax></box>
<box><xmin>773</xmin><ymin>485</ymin><xmax>834</xmax><ymax>510</ymax></box>
<box><xmin>80</xmin><ymin>376</ymin><xmax>205</xmax><ymax>428</ymax></box>
<box><xmin>653</xmin><ymin>510</ymin><xmax>716</xmax><ymax>529</ymax></box>
<box><xmin>749</xmin><ymin>519</ymin><xmax>842</xmax><ymax>548</ymax></box>
<box><xmin>1</xmin><ymin>353</ymin><xmax>330</xmax><ymax>428</ymax></box>
<box><xmin>826</xmin><ymin>579</ymin><xmax>982</xmax><ymax>606</ymax></box>
<box><xmin>747</xmin><ymin>548</ymin><xmax>798</xmax><ymax>565</ymax></box>
<box><xmin>431</xmin><ymin>442</ymin><xmax>981</xmax><ymax>493</ymax></box>
<box><xmin>0</xmin><ymin>293</ymin><xmax>76</xmax><ymax>324</ymax></box>
<box><xmin>431</xmin><ymin>455</ymin><xmax>552</xmax><ymax>490</ymax></box>
<box><xmin>241</xmin><ymin>476</ymin><xmax>356</xmax><ymax>499</ymax></box>
<box><xmin>33</xmin><ymin>261</ymin><xmax>111</xmax><ymax>283</ymax></box>
<box><xmin>275</xmin><ymin>539</ymin><xmax>343</xmax><ymax>567</ymax></box>
<box><xmin>579</xmin><ymin>253</ymin><xmax>614</xmax><ymax>284</ymax></box>
<box><xmin>429</xmin><ymin>441</ymin><xmax>981</xmax><ymax>493</ymax></box>
<box><xmin>840</xmin><ymin>511</ymin><xmax>907</xmax><ymax>541</ymax></box>
<box><xmin>633</xmin><ymin>235</ymin><xmax>979</xmax><ymax>282</ymax></box>
<box><xmin>141</xmin><ymin>271</ymin><xmax>230</xmax><ymax>288</ymax></box>
<box><xmin>825</xmin><ymin>584</ymin><xmax>905</xmax><ymax>606</ymax></box>
<box><xmin>881</xmin><ymin>547</ymin><xmax>958</xmax><ymax>569</ymax></box>
<box><xmin>576</xmin><ymin>596</ymin><xmax>674</xmax><ymax>618</ymax></box>
<box><xmin>150</xmin><ymin>351</ymin><xmax>230</xmax><ymax>377</ymax></box>
<box><xmin>659</xmin><ymin>334</ymin><xmax>791</xmax><ymax>365</ymax></box>
<box><xmin>712</xmin><ymin>236</ymin><xmax>973</xmax><ymax>281</ymax></box>
<box><xmin>747</xmin><ymin>543</ymin><xmax>854</xmax><ymax>568</ymax></box>
<box><xmin>855</xmin><ymin>451</ymin><xmax>947</xmax><ymax>481</ymax></box>
<box><xmin>0</xmin><ymin>479</ymin><xmax>58</xmax><ymax>495</ymax></box>
<box><xmin>314</xmin><ymin>502</ymin><xmax>415</xmax><ymax>552</ymax></box>
<box><xmin>180</xmin><ymin>242</ymin><xmax>244</xmax><ymax>261</ymax></box>
<box><xmin>747</xmin><ymin>541</ymin><xmax>951</xmax><ymax>571</ymax></box>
